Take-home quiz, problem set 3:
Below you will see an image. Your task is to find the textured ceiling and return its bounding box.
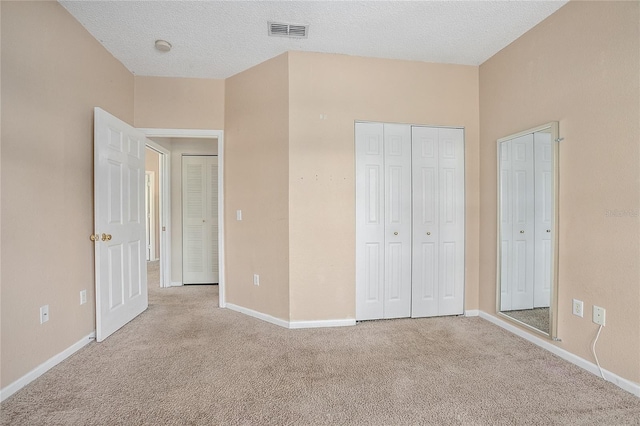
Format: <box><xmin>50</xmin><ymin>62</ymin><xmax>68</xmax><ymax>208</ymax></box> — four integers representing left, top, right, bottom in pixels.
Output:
<box><xmin>59</xmin><ymin>1</ymin><xmax>568</xmax><ymax>79</ymax></box>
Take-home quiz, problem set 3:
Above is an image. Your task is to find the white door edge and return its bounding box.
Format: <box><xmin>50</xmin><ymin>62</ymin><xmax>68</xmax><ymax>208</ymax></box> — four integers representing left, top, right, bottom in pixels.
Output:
<box><xmin>139</xmin><ymin>128</ymin><xmax>226</xmax><ymax>308</ymax></box>
<box><xmin>145</xmin><ymin>140</ymin><xmax>171</xmax><ymax>289</ymax></box>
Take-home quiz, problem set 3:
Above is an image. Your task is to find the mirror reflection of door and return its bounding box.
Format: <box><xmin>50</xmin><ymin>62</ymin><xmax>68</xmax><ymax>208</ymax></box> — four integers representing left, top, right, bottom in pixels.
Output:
<box><xmin>498</xmin><ymin>128</ymin><xmax>553</xmax><ymax>334</ymax></box>
<box><xmin>182</xmin><ymin>155</ymin><xmax>219</xmax><ymax>285</ymax></box>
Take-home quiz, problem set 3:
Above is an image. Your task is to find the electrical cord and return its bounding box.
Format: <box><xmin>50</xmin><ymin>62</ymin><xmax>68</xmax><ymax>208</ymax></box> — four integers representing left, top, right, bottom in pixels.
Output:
<box><xmin>591</xmin><ymin>324</ymin><xmax>605</xmax><ymax>379</ymax></box>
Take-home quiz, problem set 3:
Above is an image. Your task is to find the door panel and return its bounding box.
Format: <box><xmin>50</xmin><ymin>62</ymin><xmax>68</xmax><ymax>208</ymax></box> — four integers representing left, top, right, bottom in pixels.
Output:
<box><xmin>412</xmin><ymin>127</ymin><xmax>464</xmax><ymax>317</ymax></box>
<box><xmin>510</xmin><ymin>134</ymin><xmax>534</xmax><ymax>310</ymax></box>
<box><xmin>411</xmin><ymin>126</ymin><xmax>439</xmax><ymax>317</ymax></box>
<box><xmin>356</xmin><ymin>123</ymin><xmax>385</xmax><ymax>320</ymax></box>
<box><xmin>499</xmin><ymin>142</ymin><xmax>513</xmax><ymax>311</ymax></box>
<box><xmin>383</xmin><ymin>124</ymin><xmax>412</xmax><ymax>319</ymax></box>
<box><xmin>182</xmin><ymin>156</ymin><xmax>218</xmax><ymax>284</ymax></box>
<box><xmin>94</xmin><ymin>108</ymin><xmax>148</xmax><ymax>342</ymax></box>
<box><xmin>534</xmin><ymin>132</ymin><xmax>552</xmax><ymax>307</ymax></box>
<box><xmin>437</xmin><ymin>128</ymin><xmax>465</xmax><ymax>316</ymax></box>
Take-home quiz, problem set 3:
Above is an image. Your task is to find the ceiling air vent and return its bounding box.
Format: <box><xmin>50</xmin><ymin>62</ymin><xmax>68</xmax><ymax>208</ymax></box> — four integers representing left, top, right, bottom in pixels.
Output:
<box><xmin>268</xmin><ymin>21</ymin><xmax>309</xmax><ymax>39</ymax></box>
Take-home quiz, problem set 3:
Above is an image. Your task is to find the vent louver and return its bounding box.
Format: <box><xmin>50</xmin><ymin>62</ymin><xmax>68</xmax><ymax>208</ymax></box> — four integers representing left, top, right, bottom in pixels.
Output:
<box><xmin>268</xmin><ymin>21</ymin><xmax>309</xmax><ymax>39</ymax></box>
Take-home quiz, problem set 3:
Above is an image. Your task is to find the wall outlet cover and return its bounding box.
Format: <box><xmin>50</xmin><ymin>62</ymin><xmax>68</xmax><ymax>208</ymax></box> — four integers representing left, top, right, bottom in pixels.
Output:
<box><xmin>572</xmin><ymin>299</ymin><xmax>584</xmax><ymax>317</ymax></box>
<box><xmin>40</xmin><ymin>305</ymin><xmax>49</xmax><ymax>324</ymax></box>
<box><xmin>593</xmin><ymin>305</ymin><xmax>606</xmax><ymax>326</ymax></box>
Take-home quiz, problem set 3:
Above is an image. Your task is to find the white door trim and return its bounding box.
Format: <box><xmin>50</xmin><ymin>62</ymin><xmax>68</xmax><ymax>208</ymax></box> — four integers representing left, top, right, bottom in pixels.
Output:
<box><xmin>139</xmin><ymin>128</ymin><xmax>226</xmax><ymax>308</ymax></box>
<box><xmin>145</xmin><ymin>171</ymin><xmax>156</xmax><ymax>261</ymax></box>
<box><xmin>145</xmin><ymin>140</ymin><xmax>171</xmax><ymax>289</ymax></box>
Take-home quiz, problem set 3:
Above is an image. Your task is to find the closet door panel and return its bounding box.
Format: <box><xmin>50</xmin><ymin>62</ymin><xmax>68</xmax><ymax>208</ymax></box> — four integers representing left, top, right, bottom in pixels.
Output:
<box><xmin>510</xmin><ymin>134</ymin><xmax>535</xmax><ymax>310</ymax></box>
<box><xmin>437</xmin><ymin>128</ymin><xmax>465</xmax><ymax>316</ymax></box>
<box><xmin>411</xmin><ymin>126</ymin><xmax>439</xmax><ymax>317</ymax></box>
<box><xmin>383</xmin><ymin>124</ymin><xmax>412</xmax><ymax>319</ymax></box>
<box><xmin>356</xmin><ymin>123</ymin><xmax>385</xmax><ymax>320</ymax></box>
<box><xmin>499</xmin><ymin>142</ymin><xmax>513</xmax><ymax>311</ymax></box>
<box><xmin>534</xmin><ymin>132</ymin><xmax>552</xmax><ymax>308</ymax></box>
<box><xmin>182</xmin><ymin>158</ymin><xmax>206</xmax><ymax>283</ymax></box>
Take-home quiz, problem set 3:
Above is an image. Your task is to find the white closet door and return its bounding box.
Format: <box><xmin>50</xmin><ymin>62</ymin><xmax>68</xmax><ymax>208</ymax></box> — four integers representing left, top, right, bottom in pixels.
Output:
<box><xmin>383</xmin><ymin>124</ymin><xmax>412</xmax><ymax>319</ymax></box>
<box><xmin>436</xmin><ymin>128</ymin><xmax>465</xmax><ymax>316</ymax></box>
<box><xmin>411</xmin><ymin>127</ymin><xmax>439</xmax><ymax>317</ymax></box>
<box><xmin>510</xmin><ymin>134</ymin><xmax>535</xmax><ymax>310</ymax></box>
<box><xmin>499</xmin><ymin>142</ymin><xmax>514</xmax><ymax>311</ymax></box>
<box><xmin>357</xmin><ymin>123</ymin><xmax>463</xmax><ymax>320</ymax></box>
<box><xmin>411</xmin><ymin>127</ymin><xmax>464</xmax><ymax>317</ymax></box>
<box><xmin>209</xmin><ymin>158</ymin><xmax>220</xmax><ymax>283</ymax></box>
<box><xmin>534</xmin><ymin>132</ymin><xmax>552</xmax><ymax>307</ymax></box>
<box><xmin>182</xmin><ymin>156</ymin><xmax>218</xmax><ymax>284</ymax></box>
<box><xmin>356</xmin><ymin>123</ymin><xmax>385</xmax><ymax>320</ymax></box>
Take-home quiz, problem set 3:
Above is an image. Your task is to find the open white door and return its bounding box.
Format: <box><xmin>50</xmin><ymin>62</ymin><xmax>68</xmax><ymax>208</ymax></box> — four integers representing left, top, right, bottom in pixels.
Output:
<box><xmin>94</xmin><ymin>107</ymin><xmax>148</xmax><ymax>342</ymax></box>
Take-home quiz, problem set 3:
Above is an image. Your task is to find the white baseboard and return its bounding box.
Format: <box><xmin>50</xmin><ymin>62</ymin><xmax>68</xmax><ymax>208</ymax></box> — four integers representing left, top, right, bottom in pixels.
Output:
<box><xmin>225</xmin><ymin>303</ymin><xmax>289</xmax><ymax>328</ymax></box>
<box><xmin>170</xmin><ymin>281</ymin><xmax>183</xmax><ymax>287</ymax></box>
<box><xmin>289</xmin><ymin>319</ymin><xmax>356</xmax><ymax>329</ymax></box>
<box><xmin>0</xmin><ymin>331</ymin><xmax>96</xmax><ymax>402</ymax></box>
<box><xmin>225</xmin><ymin>303</ymin><xmax>356</xmax><ymax>330</ymax></box>
<box><xmin>479</xmin><ymin>311</ymin><xmax>640</xmax><ymax>398</ymax></box>
<box><xmin>464</xmin><ymin>309</ymin><xmax>479</xmax><ymax>317</ymax></box>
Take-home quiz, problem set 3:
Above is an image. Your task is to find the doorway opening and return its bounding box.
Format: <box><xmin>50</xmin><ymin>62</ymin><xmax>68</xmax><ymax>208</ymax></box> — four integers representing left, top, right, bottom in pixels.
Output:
<box><xmin>144</xmin><ymin>143</ymin><xmax>168</xmax><ymax>289</ymax></box>
<box><xmin>140</xmin><ymin>128</ymin><xmax>226</xmax><ymax>308</ymax></box>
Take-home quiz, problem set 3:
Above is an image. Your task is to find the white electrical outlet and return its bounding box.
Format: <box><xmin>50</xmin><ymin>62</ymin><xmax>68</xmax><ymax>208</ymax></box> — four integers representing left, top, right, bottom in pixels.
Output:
<box><xmin>253</xmin><ymin>274</ymin><xmax>260</xmax><ymax>286</ymax></box>
<box><xmin>80</xmin><ymin>290</ymin><xmax>87</xmax><ymax>305</ymax></box>
<box><xmin>40</xmin><ymin>305</ymin><xmax>49</xmax><ymax>324</ymax></box>
<box><xmin>572</xmin><ymin>299</ymin><xmax>584</xmax><ymax>317</ymax></box>
<box><xmin>593</xmin><ymin>305</ymin><xmax>606</xmax><ymax>326</ymax></box>
<box><xmin>236</xmin><ymin>210</ymin><xmax>242</xmax><ymax>221</ymax></box>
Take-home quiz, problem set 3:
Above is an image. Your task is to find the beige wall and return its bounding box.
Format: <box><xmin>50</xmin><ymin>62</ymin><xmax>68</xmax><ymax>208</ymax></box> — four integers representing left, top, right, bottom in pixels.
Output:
<box><xmin>134</xmin><ymin>76</ymin><xmax>225</xmax><ymax>130</ymax></box>
<box><xmin>287</xmin><ymin>52</ymin><xmax>480</xmax><ymax>320</ymax></box>
<box><xmin>149</xmin><ymin>138</ymin><xmax>218</xmax><ymax>284</ymax></box>
<box><xmin>224</xmin><ymin>54</ymin><xmax>290</xmax><ymax>320</ymax></box>
<box><xmin>479</xmin><ymin>1</ymin><xmax>640</xmax><ymax>382</ymax></box>
<box><xmin>1</xmin><ymin>1</ymin><xmax>134</xmax><ymax>388</ymax></box>
<box><xmin>145</xmin><ymin>148</ymin><xmax>161</xmax><ymax>260</ymax></box>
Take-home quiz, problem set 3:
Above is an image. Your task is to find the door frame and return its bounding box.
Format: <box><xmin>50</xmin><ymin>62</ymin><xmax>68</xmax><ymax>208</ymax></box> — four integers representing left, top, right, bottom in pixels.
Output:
<box><xmin>139</xmin><ymin>128</ymin><xmax>226</xmax><ymax>308</ymax></box>
<box><xmin>145</xmin><ymin>171</ymin><xmax>156</xmax><ymax>261</ymax></box>
<box><xmin>145</xmin><ymin>140</ymin><xmax>171</xmax><ymax>289</ymax></box>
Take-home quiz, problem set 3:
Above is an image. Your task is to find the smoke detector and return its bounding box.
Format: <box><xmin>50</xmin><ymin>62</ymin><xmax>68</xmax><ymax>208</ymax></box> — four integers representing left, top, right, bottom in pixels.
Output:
<box><xmin>155</xmin><ymin>40</ymin><xmax>172</xmax><ymax>52</ymax></box>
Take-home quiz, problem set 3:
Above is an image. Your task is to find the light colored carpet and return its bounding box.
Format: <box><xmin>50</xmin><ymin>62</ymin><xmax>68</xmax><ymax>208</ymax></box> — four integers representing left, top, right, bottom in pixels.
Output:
<box><xmin>503</xmin><ymin>307</ymin><xmax>550</xmax><ymax>334</ymax></box>
<box><xmin>2</xmin><ymin>264</ymin><xmax>639</xmax><ymax>425</ymax></box>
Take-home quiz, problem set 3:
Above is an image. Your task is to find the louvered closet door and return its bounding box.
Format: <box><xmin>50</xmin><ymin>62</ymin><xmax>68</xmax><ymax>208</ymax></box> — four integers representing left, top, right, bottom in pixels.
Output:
<box><xmin>182</xmin><ymin>156</ymin><xmax>219</xmax><ymax>284</ymax></box>
<box><xmin>411</xmin><ymin>127</ymin><xmax>465</xmax><ymax>317</ymax></box>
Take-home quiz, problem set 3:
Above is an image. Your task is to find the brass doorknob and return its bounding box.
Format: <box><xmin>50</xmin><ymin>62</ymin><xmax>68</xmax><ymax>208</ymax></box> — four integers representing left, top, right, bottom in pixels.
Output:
<box><xmin>101</xmin><ymin>233</ymin><xmax>112</xmax><ymax>241</ymax></box>
<box><xmin>520</xmin><ymin>230</ymin><xmax>525</xmax><ymax>234</ymax></box>
<box><xmin>90</xmin><ymin>234</ymin><xmax>100</xmax><ymax>241</ymax></box>
<box><xmin>393</xmin><ymin>232</ymin><xmax>398</xmax><ymax>235</ymax></box>
<box><xmin>426</xmin><ymin>232</ymin><xmax>431</xmax><ymax>236</ymax></box>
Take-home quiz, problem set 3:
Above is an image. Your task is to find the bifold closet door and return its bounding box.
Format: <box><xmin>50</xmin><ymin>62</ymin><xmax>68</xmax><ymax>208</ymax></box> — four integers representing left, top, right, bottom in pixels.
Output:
<box><xmin>355</xmin><ymin>123</ymin><xmax>411</xmax><ymax>320</ymax></box>
<box><xmin>500</xmin><ymin>134</ymin><xmax>534</xmax><ymax>311</ymax></box>
<box><xmin>534</xmin><ymin>132</ymin><xmax>552</xmax><ymax>308</ymax></box>
<box><xmin>182</xmin><ymin>155</ymin><xmax>219</xmax><ymax>285</ymax></box>
<box><xmin>411</xmin><ymin>127</ymin><xmax>465</xmax><ymax>317</ymax></box>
